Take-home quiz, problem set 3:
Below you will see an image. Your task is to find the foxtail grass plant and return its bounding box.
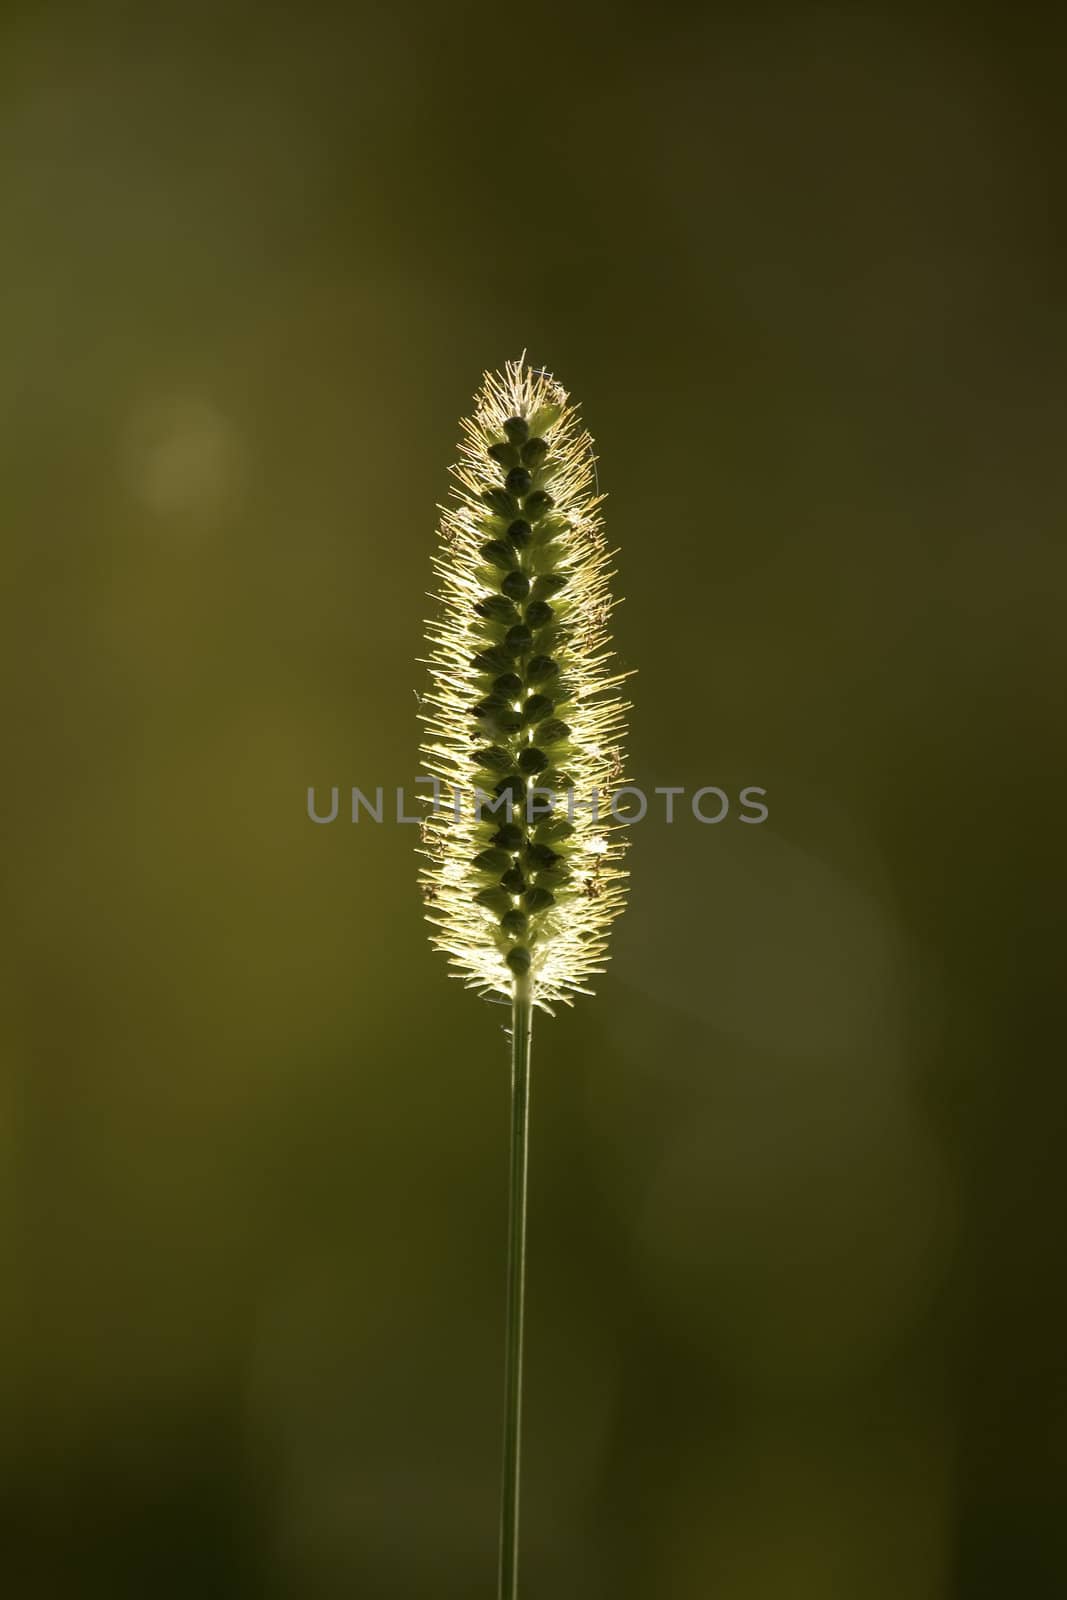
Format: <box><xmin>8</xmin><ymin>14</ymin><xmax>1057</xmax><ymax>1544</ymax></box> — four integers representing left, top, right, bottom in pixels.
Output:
<box><xmin>419</xmin><ymin>359</ymin><xmax>630</xmax><ymax>1597</ymax></box>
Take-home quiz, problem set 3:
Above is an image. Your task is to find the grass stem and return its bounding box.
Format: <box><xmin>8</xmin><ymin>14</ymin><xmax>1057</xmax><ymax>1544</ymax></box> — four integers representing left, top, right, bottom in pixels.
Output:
<box><xmin>498</xmin><ymin>973</ymin><xmax>533</xmax><ymax>1599</ymax></box>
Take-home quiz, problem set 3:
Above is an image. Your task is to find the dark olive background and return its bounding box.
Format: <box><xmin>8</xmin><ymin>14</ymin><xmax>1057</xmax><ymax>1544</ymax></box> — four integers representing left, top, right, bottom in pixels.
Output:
<box><xmin>3</xmin><ymin>3</ymin><xmax>1065</xmax><ymax>1596</ymax></box>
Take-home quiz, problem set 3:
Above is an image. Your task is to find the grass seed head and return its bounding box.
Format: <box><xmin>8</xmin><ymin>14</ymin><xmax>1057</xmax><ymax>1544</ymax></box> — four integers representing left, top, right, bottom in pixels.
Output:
<box><xmin>419</xmin><ymin>358</ymin><xmax>631</xmax><ymax>1009</ymax></box>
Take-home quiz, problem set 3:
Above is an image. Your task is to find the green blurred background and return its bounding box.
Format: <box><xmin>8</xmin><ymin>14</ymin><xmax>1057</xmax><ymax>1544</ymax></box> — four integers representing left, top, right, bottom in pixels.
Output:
<box><xmin>3</xmin><ymin>3</ymin><xmax>1065</xmax><ymax>1595</ymax></box>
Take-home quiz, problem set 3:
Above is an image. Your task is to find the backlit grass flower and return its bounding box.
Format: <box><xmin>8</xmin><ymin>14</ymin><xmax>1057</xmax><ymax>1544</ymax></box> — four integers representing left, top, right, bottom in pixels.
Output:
<box><xmin>417</xmin><ymin>357</ymin><xmax>632</xmax><ymax>1600</ymax></box>
<box><xmin>419</xmin><ymin>358</ymin><xmax>630</xmax><ymax>1011</ymax></box>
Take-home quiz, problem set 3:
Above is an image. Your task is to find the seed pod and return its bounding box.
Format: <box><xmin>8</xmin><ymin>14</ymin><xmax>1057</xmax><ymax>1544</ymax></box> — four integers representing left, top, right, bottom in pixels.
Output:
<box><xmin>472</xmin><ymin>645</ymin><xmax>518</xmax><ymax>676</ymax></box>
<box><xmin>535</xmin><ymin>863</ymin><xmax>571</xmax><ymax>889</ymax></box>
<box><xmin>473</xmin><ymin>745</ymin><xmax>514</xmax><ymax>773</ymax></box>
<box><xmin>482</xmin><ymin>487</ymin><xmax>517</xmax><ymax>517</ymax></box>
<box><xmin>521</xmin><ymin>693</ymin><xmax>554</xmax><ymax>725</ymax></box>
<box><xmin>525</xmin><ymin>842</ymin><xmax>560</xmax><ymax>870</ymax></box>
<box><xmin>475</xmin><ymin>887</ymin><xmax>513</xmax><ymax>915</ymax></box>
<box><xmin>476</xmin><ymin>595</ymin><xmax>521</xmax><ymax>625</ymax></box>
<box><xmin>480</xmin><ymin>540</ymin><xmax>514</xmax><ymax>569</ymax></box>
<box><xmin>472</xmin><ymin>695</ymin><xmax>505</xmax><ymax>720</ymax></box>
<box><xmin>523</xmin><ymin>886</ymin><xmax>555</xmax><ymax>913</ymax></box>
<box><xmin>526</xmin><ymin>655</ymin><xmax>559</xmax><ymax>684</ymax></box>
<box><xmin>534</xmin><ymin>817</ymin><xmax>574</xmax><ymax>843</ymax></box>
<box><xmin>505</xmin><ymin>624</ymin><xmax>533</xmax><ymax>654</ymax></box>
<box><xmin>531</xmin><ymin>573</ymin><xmax>567</xmax><ymax>598</ymax></box>
<box><xmin>473</xmin><ymin>847</ymin><xmax>513</xmax><ymax>874</ymax></box>
<box><xmin>419</xmin><ymin>358</ymin><xmax>631</xmax><ymax>1006</ymax></box>
<box><xmin>523</xmin><ymin>490</ymin><xmax>554</xmax><ymax>519</ymax></box>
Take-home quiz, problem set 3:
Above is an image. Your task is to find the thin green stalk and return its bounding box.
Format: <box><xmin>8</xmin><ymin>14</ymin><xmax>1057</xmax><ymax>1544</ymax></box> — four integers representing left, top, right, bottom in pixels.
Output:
<box><xmin>499</xmin><ymin>973</ymin><xmax>533</xmax><ymax>1600</ymax></box>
